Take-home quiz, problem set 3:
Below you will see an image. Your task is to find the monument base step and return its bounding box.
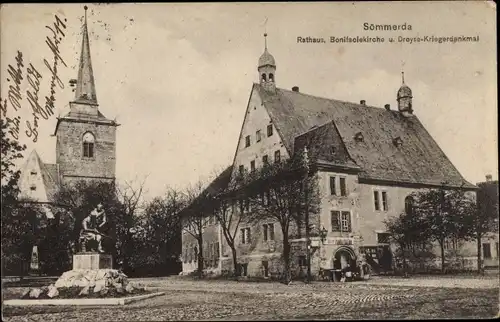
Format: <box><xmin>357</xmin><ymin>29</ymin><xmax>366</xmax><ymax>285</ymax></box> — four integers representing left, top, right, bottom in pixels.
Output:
<box><xmin>73</xmin><ymin>253</ymin><xmax>113</xmax><ymax>270</ymax></box>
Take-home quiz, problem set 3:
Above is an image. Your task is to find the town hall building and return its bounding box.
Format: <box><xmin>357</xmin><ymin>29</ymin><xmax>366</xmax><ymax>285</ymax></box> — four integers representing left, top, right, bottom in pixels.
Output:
<box><xmin>18</xmin><ymin>7</ymin><xmax>119</xmax><ymax>217</ymax></box>
<box><xmin>181</xmin><ymin>33</ymin><xmax>497</xmax><ymax>278</ymax></box>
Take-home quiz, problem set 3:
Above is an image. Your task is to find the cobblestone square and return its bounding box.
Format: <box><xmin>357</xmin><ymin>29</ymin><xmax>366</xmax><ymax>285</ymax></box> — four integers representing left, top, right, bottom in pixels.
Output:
<box><xmin>3</xmin><ymin>276</ymin><xmax>498</xmax><ymax>321</ymax></box>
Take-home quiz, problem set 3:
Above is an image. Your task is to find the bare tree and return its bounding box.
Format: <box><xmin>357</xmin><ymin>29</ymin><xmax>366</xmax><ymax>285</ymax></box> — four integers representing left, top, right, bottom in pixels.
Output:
<box><xmin>115</xmin><ymin>177</ymin><xmax>147</xmax><ymax>271</ymax></box>
<box><xmin>181</xmin><ymin>179</ymin><xmax>211</xmax><ymax>278</ymax></box>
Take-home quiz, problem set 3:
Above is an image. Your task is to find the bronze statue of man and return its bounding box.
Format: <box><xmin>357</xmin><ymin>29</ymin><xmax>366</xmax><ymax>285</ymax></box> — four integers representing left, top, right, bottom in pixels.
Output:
<box><xmin>80</xmin><ymin>203</ymin><xmax>108</xmax><ymax>253</ymax></box>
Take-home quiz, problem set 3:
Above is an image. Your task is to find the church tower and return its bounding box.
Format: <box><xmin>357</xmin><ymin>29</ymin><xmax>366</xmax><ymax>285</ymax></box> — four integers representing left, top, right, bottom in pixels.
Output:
<box><xmin>397</xmin><ymin>71</ymin><xmax>413</xmax><ymax>116</ymax></box>
<box><xmin>258</xmin><ymin>33</ymin><xmax>276</xmax><ymax>92</ymax></box>
<box><xmin>54</xmin><ymin>6</ymin><xmax>119</xmax><ymax>185</ymax></box>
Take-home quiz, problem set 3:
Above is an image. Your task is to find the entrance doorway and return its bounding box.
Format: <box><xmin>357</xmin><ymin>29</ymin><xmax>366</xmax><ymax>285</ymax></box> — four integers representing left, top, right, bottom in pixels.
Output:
<box><xmin>332</xmin><ymin>247</ymin><xmax>356</xmax><ymax>281</ymax></box>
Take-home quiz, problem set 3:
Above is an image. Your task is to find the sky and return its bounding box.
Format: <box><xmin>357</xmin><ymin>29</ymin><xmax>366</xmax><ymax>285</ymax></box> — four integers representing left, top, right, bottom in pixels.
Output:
<box><xmin>1</xmin><ymin>2</ymin><xmax>497</xmax><ymax>201</ymax></box>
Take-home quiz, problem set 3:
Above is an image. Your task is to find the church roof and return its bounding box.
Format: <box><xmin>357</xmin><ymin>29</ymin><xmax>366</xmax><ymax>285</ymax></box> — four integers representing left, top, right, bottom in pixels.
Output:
<box><xmin>255</xmin><ymin>83</ymin><xmax>476</xmax><ymax>189</ymax></box>
<box><xmin>39</xmin><ymin>162</ymin><xmax>60</xmax><ymax>202</ymax></box>
<box><xmin>21</xmin><ymin>150</ymin><xmax>61</xmax><ymax>204</ymax></box>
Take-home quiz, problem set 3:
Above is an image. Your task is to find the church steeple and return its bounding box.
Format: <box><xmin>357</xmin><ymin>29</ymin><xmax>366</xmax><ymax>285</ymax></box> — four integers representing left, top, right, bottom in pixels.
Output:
<box><xmin>74</xmin><ymin>5</ymin><xmax>98</xmax><ymax>106</ymax></box>
<box><xmin>258</xmin><ymin>32</ymin><xmax>276</xmax><ymax>92</ymax></box>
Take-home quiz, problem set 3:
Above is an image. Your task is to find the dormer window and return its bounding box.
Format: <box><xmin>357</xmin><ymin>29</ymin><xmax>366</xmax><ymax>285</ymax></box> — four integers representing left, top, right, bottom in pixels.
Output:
<box><xmin>330</xmin><ymin>146</ymin><xmax>336</xmax><ymax>154</ymax></box>
<box><xmin>393</xmin><ymin>136</ymin><xmax>403</xmax><ymax>147</ymax></box>
<box><xmin>82</xmin><ymin>132</ymin><xmax>95</xmax><ymax>158</ymax></box>
<box><xmin>354</xmin><ymin>132</ymin><xmax>364</xmax><ymax>142</ymax></box>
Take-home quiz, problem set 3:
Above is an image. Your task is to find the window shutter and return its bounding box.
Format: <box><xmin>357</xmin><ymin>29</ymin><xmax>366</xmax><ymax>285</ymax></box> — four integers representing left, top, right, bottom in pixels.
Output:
<box><xmin>263</xmin><ymin>224</ymin><xmax>268</xmax><ymax>241</ymax></box>
<box><xmin>269</xmin><ymin>224</ymin><xmax>275</xmax><ymax>240</ymax></box>
<box><xmin>331</xmin><ymin>211</ymin><xmax>340</xmax><ymax>231</ymax></box>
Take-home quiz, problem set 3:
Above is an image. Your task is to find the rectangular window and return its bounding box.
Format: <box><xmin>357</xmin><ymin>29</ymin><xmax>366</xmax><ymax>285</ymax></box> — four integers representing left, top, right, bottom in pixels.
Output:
<box><xmin>483</xmin><ymin>243</ymin><xmax>492</xmax><ymax>259</ymax></box>
<box><xmin>30</xmin><ymin>170</ymin><xmax>37</xmax><ymax>175</ymax></box>
<box><xmin>256</xmin><ymin>130</ymin><xmax>262</xmax><ymax>142</ymax></box>
<box><xmin>269</xmin><ymin>223</ymin><xmax>274</xmax><ymax>240</ymax></box>
<box><xmin>374</xmin><ymin>191</ymin><xmax>380</xmax><ymax>211</ymax></box>
<box><xmin>245</xmin><ymin>135</ymin><xmax>251</xmax><ymax>148</ymax></box>
<box><xmin>267</xmin><ymin>124</ymin><xmax>273</xmax><ymax>137</ymax></box>
<box><xmin>382</xmin><ymin>191</ymin><xmax>388</xmax><ymax>211</ymax></box>
<box><xmin>274</xmin><ymin>150</ymin><xmax>281</xmax><ymax>163</ymax></box>
<box><xmin>341</xmin><ymin>211</ymin><xmax>351</xmax><ymax>232</ymax></box>
<box><xmin>244</xmin><ymin>198</ymin><xmax>250</xmax><ymax>212</ymax></box>
<box><xmin>377</xmin><ymin>233</ymin><xmax>391</xmax><ymax>244</ymax></box>
<box><xmin>83</xmin><ymin>142</ymin><xmax>94</xmax><ymax>158</ymax></box>
<box><xmin>329</xmin><ymin>176</ymin><xmax>336</xmax><ymax>196</ymax></box>
<box><xmin>246</xmin><ymin>228</ymin><xmax>251</xmax><ymax>244</ymax></box>
<box><xmin>263</xmin><ymin>224</ymin><xmax>268</xmax><ymax>241</ymax></box>
<box><xmin>331</xmin><ymin>211</ymin><xmax>340</xmax><ymax>231</ymax></box>
<box><xmin>496</xmin><ymin>242</ymin><xmax>499</xmax><ymax>258</ymax></box>
<box><xmin>339</xmin><ymin>177</ymin><xmax>347</xmax><ymax>196</ymax></box>
<box><xmin>250</xmin><ymin>160</ymin><xmax>256</xmax><ymax>172</ymax></box>
<box><xmin>262</xmin><ymin>155</ymin><xmax>269</xmax><ymax>164</ymax></box>
<box><xmin>239</xmin><ymin>199</ymin><xmax>244</xmax><ymax>213</ymax></box>
<box><xmin>239</xmin><ymin>165</ymin><xmax>244</xmax><ymax>176</ymax></box>
<box><xmin>298</xmin><ymin>255</ymin><xmax>307</xmax><ymax>267</ymax></box>
<box><xmin>240</xmin><ymin>228</ymin><xmax>246</xmax><ymax>244</ymax></box>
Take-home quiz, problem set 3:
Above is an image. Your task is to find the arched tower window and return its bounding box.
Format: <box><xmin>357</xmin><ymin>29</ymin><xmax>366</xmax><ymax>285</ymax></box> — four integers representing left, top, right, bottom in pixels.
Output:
<box><xmin>405</xmin><ymin>196</ymin><xmax>414</xmax><ymax>215</ymax></box>
<box><xmin>261</xmin><ymin>73</ymin><xmax>267</xmax><ymax>82</ymax></box>
<box><xmin>82</xmin><ymin>132</ymin><xmax>95</xmax><ymax>158</ymax></box>
<box><xmin>269</xmin><ymin>73</ymin><xmax>274</xmax><ymax>81</ymax></box>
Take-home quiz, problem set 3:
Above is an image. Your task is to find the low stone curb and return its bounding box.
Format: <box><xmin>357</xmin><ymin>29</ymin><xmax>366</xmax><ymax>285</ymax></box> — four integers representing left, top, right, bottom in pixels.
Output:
<box><xmin>3</xmin><ymin>291</ymin><xmax>165</xmax><ymax>306</ymax></box>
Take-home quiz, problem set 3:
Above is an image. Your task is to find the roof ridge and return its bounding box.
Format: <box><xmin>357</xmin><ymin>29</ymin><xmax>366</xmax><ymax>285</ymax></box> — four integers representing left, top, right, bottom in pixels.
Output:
<box><xmin>276</xmin><ymin>85</ymin><xmax>398</xmax><ymax>112</ymax></box>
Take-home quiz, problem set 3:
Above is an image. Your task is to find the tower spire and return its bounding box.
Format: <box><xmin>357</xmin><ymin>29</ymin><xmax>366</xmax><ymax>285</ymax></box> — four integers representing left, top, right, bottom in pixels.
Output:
<box><xmin>74</xmin><ymin>5</ymin><xmax>98</xmax><ymax>106</ymax></box>
<box><xmin>264</xmin><ymin>17</ymin><xmax>268</xmax><ymax>50</ymax></box>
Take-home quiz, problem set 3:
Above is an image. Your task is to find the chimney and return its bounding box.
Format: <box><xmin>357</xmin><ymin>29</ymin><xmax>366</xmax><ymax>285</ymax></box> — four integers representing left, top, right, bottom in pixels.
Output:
<box><xmin>486</xmin><ymin>174</ymin><xmax>492</xmax><ymax>182</ymax></box>
<box><xmin>384</xmin><ymin>104</ymin><xmax>390</xmax><ymax>110</ymax></box>
<box><xmin>292</xmin><ymin>86</ymin><xmax>299</xmax><ymax>92</ymax></box>
<box><xmin>360</xmin><ymin>100</ymin><xmax>366</xmax><ymax>105</ymax></box>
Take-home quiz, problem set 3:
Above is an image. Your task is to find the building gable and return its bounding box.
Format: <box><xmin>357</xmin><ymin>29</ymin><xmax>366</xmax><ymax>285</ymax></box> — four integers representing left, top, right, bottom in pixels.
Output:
<box><xmin>19</xmin><ymin>150</ymin><xmax>52</xmax><ymax>203</ymax></box>
<box><xmin>230</xmin><ymin>84</ymin><xmax>289</xmax><ymax>181</ymax></box>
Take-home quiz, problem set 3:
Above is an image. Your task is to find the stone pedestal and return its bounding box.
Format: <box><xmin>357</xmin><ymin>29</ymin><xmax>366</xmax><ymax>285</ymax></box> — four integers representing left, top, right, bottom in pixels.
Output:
<box><xmin>73</xmin><ymin>252</ymin><xmax>113</xmax><ymax>270</ymax></box>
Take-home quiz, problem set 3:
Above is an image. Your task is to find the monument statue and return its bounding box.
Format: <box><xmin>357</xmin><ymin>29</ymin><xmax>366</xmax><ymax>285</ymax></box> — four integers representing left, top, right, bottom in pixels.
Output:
<box><xmin>79</xmin><ymin>203</ymin><xmax>109</xmax><ymax>253</ymax></box>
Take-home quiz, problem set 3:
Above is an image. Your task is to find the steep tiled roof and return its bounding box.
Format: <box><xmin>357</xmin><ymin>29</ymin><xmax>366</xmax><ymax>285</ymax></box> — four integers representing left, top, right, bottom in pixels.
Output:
<box><xmin>205</xmin><ymin>166</ymin><xmax>233</xmax><ymax>195</ymax></box>
<box><xmin>257</xmin><ymin>84</ymin><xmax>475</xmax><ymax>189</ymax></box>
<box><xmin>39</xmin><ymin>162</ymin><xmax>60</xmax><ymax>202</ymax></box>
<box><xmin>294</xmin><ymin>121</ymin><xmax>360</xmax><ymax>171</ymax></box>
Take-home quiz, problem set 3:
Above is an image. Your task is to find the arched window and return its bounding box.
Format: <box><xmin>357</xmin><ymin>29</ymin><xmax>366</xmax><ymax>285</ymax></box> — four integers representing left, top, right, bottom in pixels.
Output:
<box><xmin>269</xmin><ymin>73</ymin><xmax>274</xmax><ymax>81</ymax></box>
<box><xmin>261</xmin><ymin>73</ymin><xmax>267</xmax><ymax>82</ymax></box>
<box><xmin>405</xmin><ymin>196</ymin><xmax>414</xmax><ymax>215</ymax></box>
<box><xmin>82</xmin><ymin>132</ymin><xmax>95</xmax><ymax>158</ymax></box>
